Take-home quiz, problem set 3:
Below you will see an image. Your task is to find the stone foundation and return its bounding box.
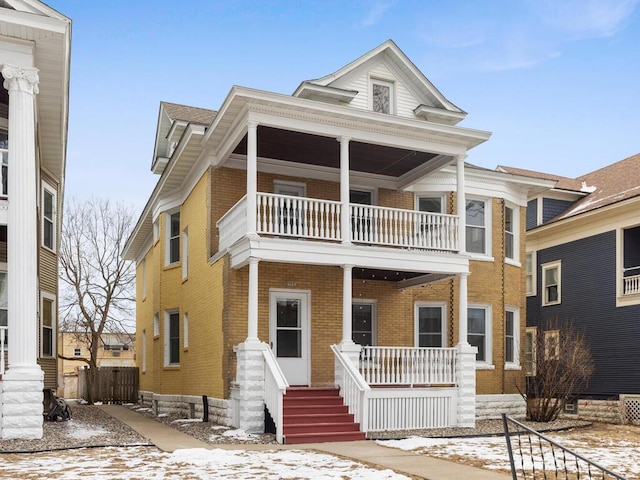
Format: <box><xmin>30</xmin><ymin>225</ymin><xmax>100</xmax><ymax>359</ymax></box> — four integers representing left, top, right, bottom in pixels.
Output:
<box><xmin>1</xmin><ymin>367</ymin><xmax>44</xmax><ymax>439</ymax></box>
<box><xmin>137</xmin><ymin>390</ymin><xmax>232</xmax><ymax>426</ymax></box>
<box><xmin>476</xmin><ymin>394</ymin><xmax>526</xmax><ymax>420</ymax></box>
<box><xmin>570</xmin><ymin>399</ymin><xmax>623</xmax><ymax>424</ymax></box>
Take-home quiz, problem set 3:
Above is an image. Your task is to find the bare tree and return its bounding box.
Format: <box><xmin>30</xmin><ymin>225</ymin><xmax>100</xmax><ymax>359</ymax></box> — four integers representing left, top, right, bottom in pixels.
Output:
<box><xmin>58</xmin><ymin>199</ymin><xmax>136</xmax><ymax>403</ymax></box>
<box><xmin>521</xmin><ymin>319</ymin><xmax>594</xmax><ymax>422</ymax></box>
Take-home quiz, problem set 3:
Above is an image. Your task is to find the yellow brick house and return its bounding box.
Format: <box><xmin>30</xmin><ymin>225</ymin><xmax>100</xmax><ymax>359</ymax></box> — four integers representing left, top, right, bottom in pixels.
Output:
<box><xmin>123</xmin><ymin>41</ymin><xmax>553</xmax><ymax>443</ymax></box>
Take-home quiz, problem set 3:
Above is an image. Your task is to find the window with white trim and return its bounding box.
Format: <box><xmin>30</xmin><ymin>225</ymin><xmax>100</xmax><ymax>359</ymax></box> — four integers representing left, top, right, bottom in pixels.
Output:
<box><xmin>41</xmin><ymin>293</ymin><xmax>56</xmax><ymax>357</ymax></box>
<box><xmin>417</xmin><ymin>196</ymin><xmax>444</xmax><ymax>214</ymax></box>
<box><xmin>74</xmin><ymin>347</ymin><xmax>81</xmax><ymax>357</ymax></box>
<box><xmin>505</xmin><ymin>307</ymin><xmax>520</xmax><ymax>369</ymax></box>
<box><xmin>466</xmin><ymin>198</ymin><xmax>490</xmax><ymax>255</ymax></box>
<box><xmin>141</xmin><ymin>329</ymin><xmax>147</xmax><ymax>373</ymax></box>
<box><xmin>182</xmin><ymin>227</ymin><xmax>188</xmax><ymax>279</ymax></box>
<box><xmin>526</xmin><ymin>252</ymin><xmax>536</xmax><ymax>296</ymax></box>
<box><xmin>415</xmin><ymin>303</ymin><xmax>446</xmax><ymax>347</ymax></box>
<box><xmin>504</xmin><ymin>204</ymin><xmax>519</xmax><ymax>262</ymax></box>
<box><xmin>42</xmin><ymin>182</ymin><xmax>57</xmax><ymax>251</ymax></box>
<box><xmin>165</xmin><ymin>211</ymin><xmax>180</xmax><ymax>265</ymax></box>
<box><xmin>468</xmin><ymin>305</ymin><xmax>492</xmax><ymax>365</ymax></box>
<box><xmin>524</xmin><ymin>327</ymin><xmax>537</xmax><ymax>376</ymax></box>
<box><xmin>542</xmin><ymin>261</ymin><xmax>561</xmax><ymax>306</ymax></box>
<box><xmin>153</xmin><ymin>313</ymin><xmax>159</xmax><ymax>337</ymax></box>
<box><xmin>164</xmin><ymin>310</ymin><xmax>180</xmax><ymax>366</ymax></box>
<box><xmin>183</xmin><ymin>312</ymin><xmax>189</xmax><ymax>349</ymax></box>
<box><xmin>352</xmin><ymin>301</ymin><xmax>376</xmax><ymax>346</ymax></box>
<box><xmin>370</xmin><ymin>78</ymin><xmax>394</xmax><ymax>114</ymax></box>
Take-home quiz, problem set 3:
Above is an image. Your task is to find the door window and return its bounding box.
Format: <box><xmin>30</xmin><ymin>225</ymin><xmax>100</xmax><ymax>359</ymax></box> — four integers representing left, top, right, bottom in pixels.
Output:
<box><xmin>276</xmin><ymin>299</ymin><xmax>302</xmax><ymax>357</ymax></box>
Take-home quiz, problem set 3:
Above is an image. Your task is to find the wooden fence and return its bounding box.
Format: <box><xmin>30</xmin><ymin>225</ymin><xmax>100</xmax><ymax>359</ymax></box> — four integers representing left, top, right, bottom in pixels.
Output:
<box><xmin>78</xmin><ymin>367</ymin><xmax>138</xmax><ymax>404</ymax></box>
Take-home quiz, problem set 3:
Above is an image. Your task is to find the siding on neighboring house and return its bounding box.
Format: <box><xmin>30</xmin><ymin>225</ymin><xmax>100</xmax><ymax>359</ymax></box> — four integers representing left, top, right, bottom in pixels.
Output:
<box><xmin>542</xmin><ymin>198</ymin><xmax>573</xmax><ymax>223</ymax></box>
<box><xmin>527</xmin><ymin>230</ymin><xmax>640</xmax><ymax>398</ymax></box>
<box><xmin>526</xmin><ymin>199</ymin><xmax>537</xmax><ymax>230</ymax></box>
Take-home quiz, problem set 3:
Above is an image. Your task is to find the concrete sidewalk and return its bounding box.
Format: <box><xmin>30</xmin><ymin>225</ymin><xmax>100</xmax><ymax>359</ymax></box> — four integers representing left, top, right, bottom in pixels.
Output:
<box><xmin>100</xmin><ymin>405</ymin><xmax>510</xmax><ymax>480</ymax></box>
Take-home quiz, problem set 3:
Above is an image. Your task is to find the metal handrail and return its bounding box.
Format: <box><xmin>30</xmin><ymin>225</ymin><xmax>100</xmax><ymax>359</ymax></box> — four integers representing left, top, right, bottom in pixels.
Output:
<box><xmin>502</xmin><ymin>414</ymin><xmax>626</xmax><ymax>480</ymax></box>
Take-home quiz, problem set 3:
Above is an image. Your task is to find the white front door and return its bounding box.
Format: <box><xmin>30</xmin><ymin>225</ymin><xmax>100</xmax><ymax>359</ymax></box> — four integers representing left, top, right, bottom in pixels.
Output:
<box><xmin>270</xmin><ymin>290</ymin><xmax>309</xmax><ymax>385</ymax></box>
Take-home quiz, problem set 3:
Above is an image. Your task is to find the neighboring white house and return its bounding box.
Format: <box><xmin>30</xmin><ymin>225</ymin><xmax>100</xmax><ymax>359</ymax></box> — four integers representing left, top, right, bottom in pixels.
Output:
<box><xmin>0</xmin><ymin>1</ymin><xmax>71</xmax><ymax>439</ymax></box>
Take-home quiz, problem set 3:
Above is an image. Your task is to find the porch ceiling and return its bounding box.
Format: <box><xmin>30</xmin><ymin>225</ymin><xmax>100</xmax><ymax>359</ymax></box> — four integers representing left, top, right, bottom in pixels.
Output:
<box><xmin>232</xmin><ymin>126</ymin><xmax>440</xmax><ymax>177</ymax></box>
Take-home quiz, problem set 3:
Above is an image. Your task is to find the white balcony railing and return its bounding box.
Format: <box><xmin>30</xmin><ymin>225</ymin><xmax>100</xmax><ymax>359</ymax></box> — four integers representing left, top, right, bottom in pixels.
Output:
<box><xmin>359</xmin><ymin>346</ymin><xmax>457</xmax><ymax>386</ymax></box>
<box><xmin>0</xmin><ymin>325</ymin><xmax>6</xmax><ymax>375</ymax></box>
<box><xmin>217</xmin><ymin>193</ymin><xmax>460</xmax><ymax>252</ymax></box>
<box><xmin>624</xmin><ymin>273</ymin><xmax>640</xmax><ymax>295</ymax></box>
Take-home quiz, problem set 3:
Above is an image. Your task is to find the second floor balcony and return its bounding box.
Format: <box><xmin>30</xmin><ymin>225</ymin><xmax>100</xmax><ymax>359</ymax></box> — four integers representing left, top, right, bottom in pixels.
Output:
<box><xmin>218</xmin><ymin>192</ymin><xmax>460</xmax><ymax>253</ymax></box>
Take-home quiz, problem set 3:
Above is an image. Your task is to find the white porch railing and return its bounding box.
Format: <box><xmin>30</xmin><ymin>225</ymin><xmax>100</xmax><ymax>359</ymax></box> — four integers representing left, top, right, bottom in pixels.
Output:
<box><xmin>623</xmin><ymin>267</ymin><xmax>640</xmax><ymax>295</ymax></box>
<box><xmin>257</xmin><ymin>193</ymin><xmax>342</xmax><ymax>241</ymax></box>
<box><xmin>218</xmin><ymin>192</ymin><xmax>460</xmax><ymax>252</ymax></box>
<box><xmin>350</xmin><ymin>204</ymin><xmax>458</xmax><ymax>251</ymax></box>
<box><xmin>359</xmin><ymin>346</ymin><xmax>457</xmax><ymax>386</ymax></box>
<box><xmin>0</xmin><ymin>141</ymin><xmax>7</xmax><ymax>199</ymax></box>
<box><xmin>263</xmin><ymin>347</ymin><xmax>289</xmax><ymax>444</ymax></box>
<box><xmin>331</xmin><ymin>345</ymin><xmax>370</xmax><ymax>432</ymax></box>
<box><xmin>0</xmin><ymin>325</ymin><xmax>6</xmax><ymax>375</ymax></box>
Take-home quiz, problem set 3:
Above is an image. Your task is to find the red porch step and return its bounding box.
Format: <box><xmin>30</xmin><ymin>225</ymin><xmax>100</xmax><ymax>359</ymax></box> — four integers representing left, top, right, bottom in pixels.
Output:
<box><xmin>281</xmin><ymin>387</ymin><xmax>366</xmax><ymax>444</ymax></box>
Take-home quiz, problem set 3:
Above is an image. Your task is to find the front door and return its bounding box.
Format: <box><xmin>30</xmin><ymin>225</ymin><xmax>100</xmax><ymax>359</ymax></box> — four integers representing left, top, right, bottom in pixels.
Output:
<box><xmin>270</xmin><ymin>290</ymin><xmax>309</xmax><ymax>385</ymax></box>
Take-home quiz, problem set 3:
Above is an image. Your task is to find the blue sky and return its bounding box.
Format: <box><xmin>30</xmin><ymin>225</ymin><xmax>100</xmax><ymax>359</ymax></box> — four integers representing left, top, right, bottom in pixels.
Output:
<box><xmin>49</xmin><ymin>0</ymin><xmax>640</xmax><ymax>214</ymax></box>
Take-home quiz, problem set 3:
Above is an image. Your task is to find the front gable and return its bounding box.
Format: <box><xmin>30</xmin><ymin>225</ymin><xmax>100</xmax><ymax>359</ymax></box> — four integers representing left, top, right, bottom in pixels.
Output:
<box><xmin>293</xmin><ymin>40</ymin><xmax>466</xmax><ymax>125</ymax></box>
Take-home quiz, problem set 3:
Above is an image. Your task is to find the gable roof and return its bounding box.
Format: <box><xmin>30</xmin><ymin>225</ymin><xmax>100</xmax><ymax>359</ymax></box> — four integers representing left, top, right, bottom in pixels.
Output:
<box><xmin>500</xmin><ymin>152</ymin><xmax>640</xmax><ymax>222</ymax></box>
<box><xmin>497</xmin><ymin>166</ymin><xmax>583</xmax><ymax>192</ymax></box>
<box><xmin>292</xmin><ymin>39</ymin><xmax>466</xmax><ymax>124</ymax></box>
<box><xmin>162</xmin><ymin>101</ymin><xmax>217</xmax><ymax>125</ymax></box>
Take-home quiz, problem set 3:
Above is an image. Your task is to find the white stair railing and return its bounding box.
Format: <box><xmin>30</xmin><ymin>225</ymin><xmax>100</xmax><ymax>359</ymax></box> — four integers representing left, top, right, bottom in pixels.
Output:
<box><xmin>360</xmin><ymin>346</ymin><xmax>457</xmax><ymax>386</ymax></box>
<box><xmin>331</xmin><ymin>345</ymin><xmax>370</xmax><ymax>432</ymax></box>
<box><xmin>0</xmin><ymin>325</ymin><xmax>6</xmax><ymax>375</ymax></box>
<box><xmin>263</xmin><ymin>347</ymin><xmax>289</xmax><ymax>444</ymax></box>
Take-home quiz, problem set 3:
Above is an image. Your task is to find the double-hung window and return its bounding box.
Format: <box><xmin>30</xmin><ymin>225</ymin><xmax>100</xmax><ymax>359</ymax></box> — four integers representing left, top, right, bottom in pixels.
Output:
<box><xmin>415</xmin><ymin>303</ymin><xmax>446</xmax><ymax>347</ymax></box>
<box><xmin>166</xmin><ymin>211</ymin><xmax>180</xmax><ymax>265</ymax></box>
<box><xmin>468</xmin><ymin>305</ymin><xmax>492</xmax><ymax>366</ymax></box>
<box><xmin>164</xmin><ymin>310</ymin><xmax>180</xmax><ymax>366</ymax></box>
<box><xmin>525</xmin><ymin>252</ymin><xmax>536</xmax><ymax>296</ymax></box>
<box><xmin>42</xmin><ymin>183</ymin><xmax>57</xmax><ymax>251</ymax></box>
<box><xmin>504</xmin><ymin>204</ymin><xmax>519</xmax><ymax>263</ymax></box>
<box><xmin>542</xmin><ymin>261</ymin><xmax>561</xmax><ymax>306</ymax></box>
<box><xmin>352</xmin><ymin>301</ymin><xmax>376</xmax><ymax>346</ymax></box>
<box><xmin>524</xmin><ymin>327</ymin><xmax>537</xmax><ymax>376</ymax></box>
<box><xmin>41</xmin><ymin>293</ymin><xmax>55</xmax><ymax>357</ymax></box>
<box><xmin>505</xmin><ymin>307</ymin><xmax>520</xmax><ymax>369</ymax></box>
<box><xmin>466</xmin><ymin>199</ymin><xmax>489</xmax><ymax>256</ymax></box>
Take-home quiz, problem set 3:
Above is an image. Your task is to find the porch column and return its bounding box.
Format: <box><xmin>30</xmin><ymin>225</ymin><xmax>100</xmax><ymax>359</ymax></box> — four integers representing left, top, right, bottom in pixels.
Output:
<box><xmin>339</xmin><ymin>136</ymin><xmax>351</xmax><ymax>245</ymax></box>
<box><xmin>456</xmin><ymin>271</ymin><xmax>476</xmax><ymax>427</ymax></box>
<box><xmin>339</xmin><ymin>264</ymin><xmax>361</xmax><ymax>365</ymax></box>
<box><xmin>247</xmin><ymin>257</ymin><xmax>259</xmax><ymax>343</ymax></box>
<box><xmin>457</xmin><ymin>272</ymin><xmax>469</xmax><ymax>345</ymax></box>
<box><xmin>456</xmin><ymin>154</ymin><xmax>467</xmax><ymax>254</ymax></box>
<box><xmin>246</xmin><ymin>120</ymin><xmax>258</xmax><ymax>236</ymax></box>
<box><xmin>1</xmin><ymin>64</ymin><xmax>45</xmax><ymax>440</ymax></box>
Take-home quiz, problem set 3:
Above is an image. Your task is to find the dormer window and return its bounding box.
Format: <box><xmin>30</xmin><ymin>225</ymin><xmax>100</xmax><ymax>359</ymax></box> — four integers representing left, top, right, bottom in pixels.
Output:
<box><xmin>370</xmin><ymin>78</ymin><xmax>394</xmax><ymax>114</ymax></box>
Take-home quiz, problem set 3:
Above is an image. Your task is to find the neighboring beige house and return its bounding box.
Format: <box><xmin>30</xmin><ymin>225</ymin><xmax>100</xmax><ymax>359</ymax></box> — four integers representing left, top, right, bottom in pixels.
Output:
<box><xmin>57</xmin><ymin>332</ymin><xmax>136</xmax><ymax>399</ymax></box>
<box><xmin>0</xmin><ymin>1</ymin><xmax>71</xmax><ymax>439</ymax></box>
<box><xmin>124</xmin><ymin>40</ymin><xmax>553</xmax><ymax>443</ymax></box>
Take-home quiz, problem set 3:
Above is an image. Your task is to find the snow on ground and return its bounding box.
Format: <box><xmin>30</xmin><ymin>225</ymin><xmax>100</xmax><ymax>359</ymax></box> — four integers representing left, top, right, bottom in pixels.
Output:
<box><xmin>0</xmin><ymin>446</ymin><xmax>412</xmax><ymax>480</ymax></box>
<box><xmin>378</xmin><ymin>435</ymin><xmax>640</xmax><ymax>479</ymax></box>
<box><xmin>62</xmin><ymin>420</ymin><xmax>108</xmax><ymax>440</ymax></box>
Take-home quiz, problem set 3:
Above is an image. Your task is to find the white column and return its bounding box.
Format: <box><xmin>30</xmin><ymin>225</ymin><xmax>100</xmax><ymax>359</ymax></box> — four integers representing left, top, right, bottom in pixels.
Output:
<box><xmin>341</xmin><ymin>264</ymin><xmax>354</xmax><ymax>344</ymax></box>
<box><xmin>247</xmin><ymin>257</ymin><xmax>259</xmax><ymax>343</ymax></box>
<box><xmin>456</xmin><ymin>154</ymin><xmax>467</xmax><ymax>254</ymax></box>
<box><xmin>246</xmin><ymin>121</ymin><xmax>258</xmax><ymax>236</ymax></box>
<box><xmin>2</xmin><ymin>64</ymin><xmax>45</xmax><ymax>440</ymax></box>
<box><xmin>339</xmin><ymin>136</ymin><xmax>351</xmax><ymax>245</ymax></box>
<box><xmin>458</xmin><ymin>272</ymin><xmax>469</xmax><ymax>345</ymax></box>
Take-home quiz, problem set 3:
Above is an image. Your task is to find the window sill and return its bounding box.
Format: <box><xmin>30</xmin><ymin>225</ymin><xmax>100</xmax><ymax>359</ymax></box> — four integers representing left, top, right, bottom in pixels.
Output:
<box><xmin>475</xmin><ymin>363</ymin><xmax>495</xmax><ymax>370</ymax></box>
<box><xmin>163</xmin><ymin>364</ymin><xmax>180</xmax><ymax>369</ymax></box>
<box><xmin>163</xmin><ymin>262</ymin><xmax>181</xmax><ymax>271</ymax></box>
<box><xmin>181</xmin><ymin>276</ymin><xmax>188</xmax><ymax>284</ymax></box>
<box><xmin>41</xmin><ymin>244</ymin><xmax>57</xmax><ymax>255</ymax></box>
<box><xmin>505</xmin><ymin>364</ymin><xmax>522</xmax><ymax>371</ymax></box>
<box><xmin>542</xmin><ymin>301</ymin><xmax>561</xmax><ymax>307</ymax></box>
<box><xmin>526</xmin><ymin>292</ymin><xmax>537</xmax><ymax>297</ymax></box>
<box><xmin>505</xmin><ymin>258</ymin><xmax>521</xmax><ymax>268</ymax></box>
<box><xmin>468</xmin><ymin>254</ymin><xmax>495</xmax><ymax>263</ymax></box>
